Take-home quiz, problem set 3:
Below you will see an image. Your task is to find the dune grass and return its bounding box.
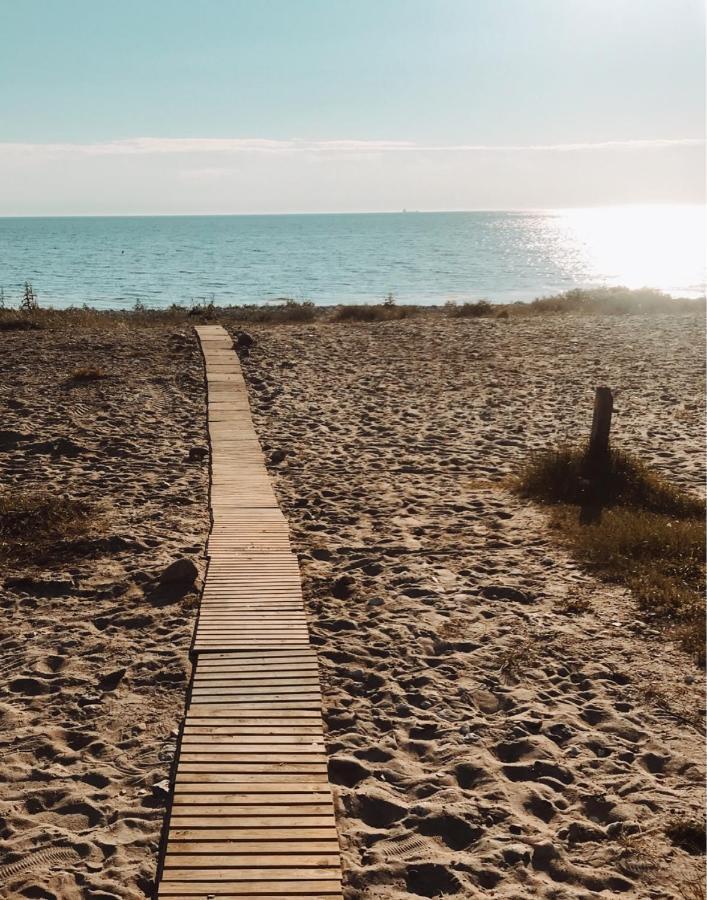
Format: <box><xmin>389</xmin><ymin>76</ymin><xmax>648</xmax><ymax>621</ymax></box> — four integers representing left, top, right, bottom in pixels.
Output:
<box><xmin>0</xmin><ymin>491</ymin><xmax>96</xmax><ymax>564</ymax></box>
<box><xmin>445</xmin><ymin>299</ymin><xmax>494</xmax><ymax>318</ymax></box>
<box><xmin>516</xmin><ymin>446</ymin><xmax>705</xmax><ymax>664</ymax></box>
<box><xmin>332</xmin><ymin>301</ymin><xmax>416</xmax><ymax>322</ymax></box>
<box><xmin>522</xmin><ymin>286</ymin><xmax>702</xmax><ymax>316</ymax></box>
<box><xmin>0</xmin><ymin>285</ymin><xmax>703</xmax><ymax>328</ymax></box>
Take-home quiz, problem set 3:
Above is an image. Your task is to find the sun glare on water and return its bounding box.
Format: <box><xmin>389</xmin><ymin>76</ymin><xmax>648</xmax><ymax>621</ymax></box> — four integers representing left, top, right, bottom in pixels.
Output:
<box><xmin>552</xmin><ymin>204</ymin><xmax>706</xmax><ymax>298</ymax></box>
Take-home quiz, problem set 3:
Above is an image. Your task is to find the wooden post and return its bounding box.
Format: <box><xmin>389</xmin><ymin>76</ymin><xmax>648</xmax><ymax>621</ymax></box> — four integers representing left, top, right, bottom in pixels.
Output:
<box><xmin>588</xmin><ymin>386</ymin><xmax>613</xmax><ymax>459</ymax></box>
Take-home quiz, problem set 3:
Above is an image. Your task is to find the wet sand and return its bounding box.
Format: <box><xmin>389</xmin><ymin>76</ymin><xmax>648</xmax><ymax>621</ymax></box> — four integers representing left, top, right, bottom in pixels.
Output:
<box><xmin>236</xmin><ymin>312</ymin><xmax>705</xmax><ymax>900</ymax></box>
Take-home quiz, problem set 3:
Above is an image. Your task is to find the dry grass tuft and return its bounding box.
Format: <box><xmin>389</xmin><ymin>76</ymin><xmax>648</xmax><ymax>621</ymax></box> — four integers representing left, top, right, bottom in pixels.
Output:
<box><xmin>516</xmin><ymin>446</ymin><xmax>705</xmax><ymax>664</ymax></box>
<box><xmin>497</xmin><ymin>639</ymin><xmax>538</xmax><ymax>683</ymax></box>
<box><xmin>0</xmin><ymin>491</ymin><xmax>96</xmax><ymax>564</ymax></box>
<box><xmin>518</xmin><ymin>445</ymin><xmax>703</xmax><ymax>518</ymax></box>
<box><xmin>0</xmin><ymin>312</ymin><xmax>45</xmax><ymax>331</ymax></box>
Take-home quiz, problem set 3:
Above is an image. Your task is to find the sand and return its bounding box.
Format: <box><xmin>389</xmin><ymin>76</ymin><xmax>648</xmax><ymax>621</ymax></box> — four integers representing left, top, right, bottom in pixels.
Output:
<box><xmin>235</xmin><ymin>312</ymin><xmax>705</xmax><ymax>899</ymax></box>
<box><xmin>0</xmin><ymin>312</ymin><xmax>704</xmax><ymax>899</ymax></box>
<box><xmin>0</xmin><ymin>327</ymin><xmax>208</xmax><ymax>898</ymax></box>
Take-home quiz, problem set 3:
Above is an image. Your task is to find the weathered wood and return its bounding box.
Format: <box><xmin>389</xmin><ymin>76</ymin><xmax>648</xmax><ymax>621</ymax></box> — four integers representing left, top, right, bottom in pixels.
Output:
<box><xmin>156</xmin><ymin>325</ymin><xmax>342</xmax><ymax>899</ymax></box>
<box><xmin>588</xmin><ymin>385</ymin><xmax>614</xmax><ymax>459</ymax></box>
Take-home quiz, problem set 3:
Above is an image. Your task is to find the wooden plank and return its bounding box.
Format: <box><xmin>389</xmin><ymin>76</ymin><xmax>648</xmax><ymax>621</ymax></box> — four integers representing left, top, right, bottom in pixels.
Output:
<box><xmin>163</xmin><ymin>854</ymin><xmax>341</xmax><ymax>868</ymax></box>
<box><xmin>159</xmin><ymin>882</ymin><xmax>342</xmax><ymax>897</ymax></box>
<box><xmin>162</xmin><ymin>868</ymin><xmax>339</xmax><ymax>881</ymax></box>
<box><xmin>168</xmin><ymin>829</ymin><xmax>338</xmax><ymax>839</ymax></box>
<box><xmin>165</xmin><ymin>842</ymin><xmax>340</xmax><ymax>854</ymax></box>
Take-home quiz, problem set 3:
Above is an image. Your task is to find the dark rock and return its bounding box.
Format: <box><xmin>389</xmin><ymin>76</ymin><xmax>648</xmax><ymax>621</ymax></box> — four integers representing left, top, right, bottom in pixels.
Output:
<box><xmin>269</xmin><ymin>449</ymin><xmax>287</xmax><ymax>465</ymax></box>
<box><xmin>234</xmin><ymin>330</ymin><xmax>255</xmax><ymax>349</ymax></box>
<box><xmin>160</xmin><ymin>558</ymin><xmax>198</xmax><ymax>586</ymax></box>
<box><xmin>188</xmin><ymin>446</ymin><xmax>209</xmax><ymax>462</ymax></box>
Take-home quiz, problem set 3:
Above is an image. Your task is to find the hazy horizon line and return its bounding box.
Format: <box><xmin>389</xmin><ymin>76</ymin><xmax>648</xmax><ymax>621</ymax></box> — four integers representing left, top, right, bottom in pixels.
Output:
<box><xmin>1</xmin><ymin>202</ymin><xmax>704</xmax><ymax>220</ymax></box>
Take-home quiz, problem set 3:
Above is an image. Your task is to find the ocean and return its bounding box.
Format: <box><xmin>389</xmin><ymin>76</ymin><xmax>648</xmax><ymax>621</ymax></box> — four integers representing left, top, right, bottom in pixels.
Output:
<box><xmin>0</xmin><ymin>206</ymin><xmax>704</xmax><ymax>309</ymax></box>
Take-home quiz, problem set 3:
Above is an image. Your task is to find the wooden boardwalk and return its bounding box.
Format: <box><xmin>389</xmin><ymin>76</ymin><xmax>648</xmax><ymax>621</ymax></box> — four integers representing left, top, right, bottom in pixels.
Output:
<box><xmin>156</xmin><ymin>325</ymin><xmax>344</xmax><ymax>899</ymax></box>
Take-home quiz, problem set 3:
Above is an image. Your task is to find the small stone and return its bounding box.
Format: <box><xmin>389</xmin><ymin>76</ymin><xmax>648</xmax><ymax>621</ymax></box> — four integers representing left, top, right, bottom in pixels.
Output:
<box><xmin>160</xmin><ymin>558</ymin><xmax>198</xmax><ymax>586</ymax></box>
<box><xmin>367</xmin><ymin>597</ymin><xmax>384</xmax><ymax>607</ymax></box>
<box><xmin>188</xmin><ymin>446</ymin><xmax>208</xmax><ymax>462</ymax></box>
<box><xmin>269</xmin><ymin>449</ymin><xmax>287</xmax><ymax>465</ymax></box>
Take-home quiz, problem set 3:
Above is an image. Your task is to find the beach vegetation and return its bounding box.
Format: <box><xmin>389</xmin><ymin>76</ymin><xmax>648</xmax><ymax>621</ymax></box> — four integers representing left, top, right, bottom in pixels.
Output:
<box><xmin>332</xmin><ymin>300</ymin><xmax>414</xmax><ymax>321</ymax></box>
<box><xmin>188</xmin><ymin>296</ymin><xmax>217</xmax><ymax>318</ymax></box>
<box><xmin>20</xmin><ymin>281</ymin><xmax>39</xmax><ymax>312</ymax></box>
<box><xmin>0</xmin><ymin>491</ymin><xmax>96</xmax><ymax>564</ymax></box>
<box><xmin>516</xmin><ymin>445</ymin><xmax>705</xmax><ymax>664</ymax></box>
<box><xmin>446</xmin><ymin>299</ymin><xmax>494</xmax><ymax>318</ymax></box>
<box><xmin>521</xmin><ymin>286</ymin><xmax>702</xmax><ymax>316</ymax></box>
<box><xmin>225</xmin><ymin>299</ymin><xmax>317</xmax><ymax>323</ymax></box>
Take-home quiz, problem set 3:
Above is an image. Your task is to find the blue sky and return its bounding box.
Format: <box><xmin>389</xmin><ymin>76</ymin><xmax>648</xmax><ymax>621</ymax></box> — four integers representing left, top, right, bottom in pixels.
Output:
<box><xmin>0</xmin><ymin>0</ymin><xmax>704</xmax><ymax>214</ymax></box>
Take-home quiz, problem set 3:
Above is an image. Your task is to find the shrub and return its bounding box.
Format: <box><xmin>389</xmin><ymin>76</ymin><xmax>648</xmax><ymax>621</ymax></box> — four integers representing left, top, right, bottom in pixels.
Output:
<box><xmin>333</xmin><ymin>302</ymin><xmax>413</xmax><ymax>322</ymax></box>
<box><xmin>446</xmin><ymin>300</ymin><xmax>493</xmax><ymax>318</ymax></box>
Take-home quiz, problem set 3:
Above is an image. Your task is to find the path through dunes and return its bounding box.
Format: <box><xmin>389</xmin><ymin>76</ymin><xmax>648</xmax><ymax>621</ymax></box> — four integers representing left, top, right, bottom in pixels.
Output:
<box><xmin>155</xmin><ymin>325</ymin><xmax>344</xmax><ymax>898</ymax></box>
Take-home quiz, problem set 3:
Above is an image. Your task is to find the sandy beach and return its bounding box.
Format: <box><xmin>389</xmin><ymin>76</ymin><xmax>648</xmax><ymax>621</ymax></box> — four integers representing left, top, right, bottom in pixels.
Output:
<box><xmin>0</xmin><ymin>326</ymin><xmax>208</xmax><ymax>898</ymax></box>
<box><xmin>0</xmin><ymin>310</ymin><xmax>704</xmax><ymax>899</ymax></box>
<box><xmin>237</xmin><ymin>312</ymin><xmax>705</xmax><ymax>899</ymax></box>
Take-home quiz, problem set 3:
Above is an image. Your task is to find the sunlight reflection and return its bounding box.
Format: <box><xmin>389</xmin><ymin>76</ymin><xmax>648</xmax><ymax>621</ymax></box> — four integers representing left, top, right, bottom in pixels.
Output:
<box><xmin>551</xmin><ymin>205</ymin><xmax>706</xmax><ymax>298</ymax></box>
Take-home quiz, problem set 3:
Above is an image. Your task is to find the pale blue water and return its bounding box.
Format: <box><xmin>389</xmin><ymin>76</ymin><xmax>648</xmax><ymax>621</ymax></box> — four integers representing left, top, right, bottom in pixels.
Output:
<box><xmin>0</xmin><ymin>208</ymin><xmax>704</xmax><ymax>309</ymax></box>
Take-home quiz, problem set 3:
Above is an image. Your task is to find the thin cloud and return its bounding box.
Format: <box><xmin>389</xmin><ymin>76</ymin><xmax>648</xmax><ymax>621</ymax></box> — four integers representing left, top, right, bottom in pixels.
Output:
<box><xmin>0</xmin><ymin>136</ymin><xmax>703</xmax><ymax>158</ymax></box>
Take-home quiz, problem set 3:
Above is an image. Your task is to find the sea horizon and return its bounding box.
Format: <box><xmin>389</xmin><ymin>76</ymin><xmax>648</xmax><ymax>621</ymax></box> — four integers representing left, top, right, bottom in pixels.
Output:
<box><xmin>1</xmin><ymin>206</ymin><xmax>704</xmax><ymax>309</ymax></box>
